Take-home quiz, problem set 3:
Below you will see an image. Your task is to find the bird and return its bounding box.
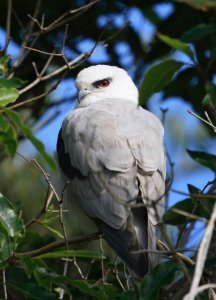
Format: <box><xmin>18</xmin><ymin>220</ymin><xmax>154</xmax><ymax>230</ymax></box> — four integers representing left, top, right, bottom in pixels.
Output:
<box><xmin>56</xmin><ymin>64</ymin><xmax>166</xmax><ymax>281</ymax></box>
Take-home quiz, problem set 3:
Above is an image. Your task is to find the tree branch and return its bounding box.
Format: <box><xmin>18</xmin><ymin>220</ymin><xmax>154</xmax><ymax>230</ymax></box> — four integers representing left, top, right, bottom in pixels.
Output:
<box><xmin>17</xmin><ymin>232</ymin><xmax>100</xmax><ymax>258</ymax></box>
<box><xmin>183</xmin><ymin>203</ymin><xmax>216</xmax><ymax>300</ymax></box>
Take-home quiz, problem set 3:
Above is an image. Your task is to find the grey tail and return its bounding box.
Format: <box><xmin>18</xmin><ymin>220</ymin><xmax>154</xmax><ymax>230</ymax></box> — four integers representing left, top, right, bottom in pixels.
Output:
<box><xmin>94</xmin><ymin>206</ymin><xmax>157</xmax><ymax>280</ymax></box>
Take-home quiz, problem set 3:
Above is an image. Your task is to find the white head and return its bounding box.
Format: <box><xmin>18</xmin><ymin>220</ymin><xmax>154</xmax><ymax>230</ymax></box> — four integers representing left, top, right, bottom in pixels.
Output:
<box><xmin>75</xmin><ymin>65</ymin><xmax>138</xmax><ymax>107</ymax></box>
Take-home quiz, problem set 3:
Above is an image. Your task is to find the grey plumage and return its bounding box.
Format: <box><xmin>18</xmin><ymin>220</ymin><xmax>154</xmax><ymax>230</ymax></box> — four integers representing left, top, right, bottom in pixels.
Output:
<box><xmin>57</xmin><ymin>65</ymin><xmax>166</xmax><ymax>281</ymax></box>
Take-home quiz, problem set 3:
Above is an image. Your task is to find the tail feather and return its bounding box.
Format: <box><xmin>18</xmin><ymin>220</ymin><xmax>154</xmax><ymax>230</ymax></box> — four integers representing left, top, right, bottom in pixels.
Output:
<box><xmin>94</xmin><ymin>206</ymin><xmax>157</xmax><ymax>280</ymax></box>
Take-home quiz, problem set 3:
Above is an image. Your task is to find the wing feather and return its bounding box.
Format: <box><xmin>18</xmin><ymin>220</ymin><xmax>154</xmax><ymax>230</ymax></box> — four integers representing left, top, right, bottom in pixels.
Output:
<box><xmin>57</xmin><ymin>99</ymin><xmax>165</xmax><ymax>278</ymax></box>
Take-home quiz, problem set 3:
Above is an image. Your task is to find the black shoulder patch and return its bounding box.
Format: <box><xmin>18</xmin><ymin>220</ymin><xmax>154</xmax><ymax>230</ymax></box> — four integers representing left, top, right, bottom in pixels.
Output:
<box><xmin>57</xmin><ymin>128</ymin><xmax>87</xmax><ymax>180</ymax></box>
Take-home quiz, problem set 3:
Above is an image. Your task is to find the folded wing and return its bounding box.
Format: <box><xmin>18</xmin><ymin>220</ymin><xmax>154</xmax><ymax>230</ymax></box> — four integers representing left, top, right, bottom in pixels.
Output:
<box><xmin>57</xmin><ymin>99</ymin><xmax>165</xmax><ymax>279</ymax></box>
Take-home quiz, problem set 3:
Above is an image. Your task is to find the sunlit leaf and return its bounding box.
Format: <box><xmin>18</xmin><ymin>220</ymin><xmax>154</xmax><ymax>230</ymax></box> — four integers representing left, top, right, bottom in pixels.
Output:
<box><xmin>3</xmin><ymin>108</ymin><xmax>56</xmax><ymax>170</ymax></box>
<box><xmin>139</xmin><ymin>59</ymin><xmax>184</xmax><ymax>105</ymax></box>
<box><xmin>0</xmin><ymin>87</ymin><xmax>19</xmax><ymax>106</ymax></box>
<box><xmin>187</xmin><ymin>149</ymin><xmax>216</xmax><ymax>172</ymax></box>
<box><xmin>157</xmin><ymin>33</ymin><xmax>194</xmax><ymax>59</ymax></box>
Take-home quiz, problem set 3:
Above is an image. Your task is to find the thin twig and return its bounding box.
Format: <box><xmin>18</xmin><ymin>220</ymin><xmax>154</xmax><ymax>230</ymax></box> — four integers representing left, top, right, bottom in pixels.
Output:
<box><xmin>12</xmin><ymin>0</ymin><xmax>42</xmax><ymax>70</ymax></box>
<box><xmin>187</xmin><ymin>109</ymin><xmax>216</xmax><ymax>133</ymax></box>
<box><xmin>176</xmin><ymin>188</ymin><xmax>202</xmax><ymax>248</ymax></box>
<box><xmin>183</xmin><ymin>203</ymin><xmax>216</xmax><ymax>300</ymax></box>
<box><xmin>25</xmin><ymin>188</ymin><xmax>54</xmax><ymax>228</ymax></box>
<box><xmin>5</xmin><ymin>0</ymin><xmax>12</xmax><ymax>50</ymax></box>
<box><xmin>31</xmin><ymin>159</ymin><xmax>61</xmax><ymax>202</ymax></box>
<box><xmin>202</xmin><ymin>180</ymin><xmax>216</xmax><ymax>194</ymax></box>
<box><xmin>19</xmin><ymin>51</ymin><xmax>86</xmax><ymax>95</ymax></box>
<box><xmin>113</xmin><ymin>261</ymin><xmax>126</xmax><ymax>292</ymax></box>
<box><xmin>59</xmin><ymin>179</ymin><xmax>71</xmax><ymax>299</ymax></box>
<box><xmin>73</xmin><ymin>257</ymin><xmax>85</xmax><ymax>279</ymax></box>
<box><xmin>17</xmin><ymin>232</ymin><xmax>100</xmax><ymax>257</ymax></box>
<box><xmin>133</xmin><ymin>247</ymin><xmax>197</xmax><ymax>255</ymax></box>
<box><xmin>99</xmin><ymin>235</ymin><xmax>105</xmax><ymax>283</ymax></box>
<box><xmin>196</xmin><ymin>284</ymin><xmax>216</xmax><ymax>299</ymax></box>
<box><xmin>160</xmin><ymin>221</ymin><xmax>192</xmax><ymax>283</ymax></box>
<box><xmin>31</xmin><ymin>0</ymin><xmax>100</xmax><ymax>35</ymax></box>
<box><xmin>2</xmin><ymin>270</ymin><xmax>7</xmax><ymax>300</ymax></box>
<box><xmin>171</xmin><ymin>189</ymin><xmax>216</xmax><ymax>199</ymax></box>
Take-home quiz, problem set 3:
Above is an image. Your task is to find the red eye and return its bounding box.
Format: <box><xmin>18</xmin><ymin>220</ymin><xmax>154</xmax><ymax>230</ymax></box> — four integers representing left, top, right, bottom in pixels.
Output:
<box><xmin>99</xmin><ymin>80</ymin><xmax>110</xmax><ymax>88</ymax></box>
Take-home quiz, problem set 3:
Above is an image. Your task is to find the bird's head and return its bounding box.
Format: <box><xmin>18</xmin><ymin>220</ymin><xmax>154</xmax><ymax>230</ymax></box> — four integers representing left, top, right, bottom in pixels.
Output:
<box><xmin>75</xmin><ymin>65</ymin><xmax>138</xmax><ymax>107</ymax></box>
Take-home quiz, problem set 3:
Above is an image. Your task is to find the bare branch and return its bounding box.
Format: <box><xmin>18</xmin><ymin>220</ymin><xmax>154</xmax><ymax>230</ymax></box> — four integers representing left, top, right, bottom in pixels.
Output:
<box><xmin>171</xmin><ymin>189</ymin><xmax>216</xmax><ymax>199</ymax></box>
<box><xmin>5</xmin><ymin>0</ymin><xmax>12</xmax><ymax>50</ymax></box>
<box><xmin>25</xmin><ymin>188</ymin><xmax>54</xmax><ymax>228</ymax></box>
<box><xmin>195</xmin><ymin>284</ymin><xmax>216</xmax><ymax>299</ymax></box>
<box><xmin>31</xmin><ymin>0</ymin><xmax>101</xmax><ymax>35</ymax></box>
<box><xmin>17</xmin><ymin>232</ymin><xmax>100</xmax><ymax>257</ymax></box>
<box><xmin>183</xmin><ymin>203</ymin><xmax>216</xmax><ymax>300</ymax></box>
<box><xmin>12</xmin><ymin>0</ymin><xmax>42</xmax><ymax>69</ymax></box>
<box><xmin>2</xmin><ymin>270</ymin><xmax>7</xmax><ymax>300</ymax></box>
<box><xmin>31</xmin><ymin>159</ymin><xmax>61</xmax><ymax>202</ymax></box>
<box><xmin>188</xmin><ymin>109</ymin><xmax>216</xmax><ymax>133</ymax></box>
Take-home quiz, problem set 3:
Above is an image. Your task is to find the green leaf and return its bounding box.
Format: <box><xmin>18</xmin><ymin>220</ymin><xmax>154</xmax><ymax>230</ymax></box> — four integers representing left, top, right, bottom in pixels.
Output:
<box><xmin>163</xmin><ymin>198</ymin><xmax>198</xmax><ymax>225</ymax></box>
<box><xmin>0</xmin><ymin>55</ymin><xmax>10</xmax><ymax>76</ymax></box>
<box><xmin>188</xmin><ymin>184</ymin><xmax>216</xmax><ymax>219</ymax></box>
<box><xmin>67</xmin><ymin>279</ymin><xmax>103</xmax><ymax>299</ymax></box>
<box><xmin>121</xmin><ymin>290</ymin><xmax>137</xmax><ymax>300</ymax></box>
<box><xmin>0</xmin><ymin>78</ymin><xmax>27</xmax><ymax>89</ymax></box>
<box><xmin>43</xmin><ymin>225</ymin><xmax>64</xmax><ymax>239</ymax></box>
<box><xmin>139</xmin><ymin>59</ymin><xmax>184</xmax><ymax>105</ymax></box>
<box><xmin>0</xmin><ymin>194</ymin><xmax>25</xmax><ymax>266</ymax></box>
<box><xmin>34</xmin><ymin>249</ymin><xmax>105</xmax><ymax>260</ymax></box>
<box><xmin>0</xmin><ymin>114</ymin><xmax>17</xmax><ymax>157</ymax></box>
<box><xmin>164</xmin><ymin>187</ymin><xmax>216</xmax><ymax>223</ymax></box>
<box><xmin>202</xmin><ymin>94</ymin><xmax>213</xmax><ymax>106</ymax></box>
<box><xmin>0</xmin><ymin>193</ymin><xmax>25</xmax><ymax>239</ymax></box>
<box><xmin>11</xmin><ymin>281</ymin><xmax>58</xmax><ymax>300</ymax></box>
<box><xmin>157</xmin><ymin>33</ymin><xmax>194</xmax><ymax>60</ymax></box>
<box><xmin>204</xmin><ymin>83</ymin><xmax>216</xmax><ymax>106</ymax></box>
<box><xmin>40</xmin><ymin>205</ymin><xmax>59</xmax><ymax>225</ymax></box>
<box><xmin>3</xmin><ymin>108</ymin><xmax>56</xmax><ymax>170</ymax></box>
<box><xmin>187</xmin><ymin>149</ymin><xmax>216</xmax><ymax>172</ymax></box>
<box><xmin>175</xmin><ymin>0</ymin><xmax>216</xmax><ymax>10</ymax></box>
<box><xmin>139</xmin><ymin>260</ymin><xmax>178</xmax><ymax>300</ymax></box>
<box><xmin>20</xmin><ymin>256</ymin><xmax>38</xmax><ymax>279</ymax></box>
<box><xmin>0</xmin><ymin>232</ymin><xmax>11</xmax><ymax>267</ymax></box>
<box><xmin>182</xmin><ymin>24</ymin><xmax>216</xmax><ymax>42</ymax></box>
<box><xmin>0</xmin><ymin>87</ymin><xmax>19</xmax><ymax>106</ymax></box>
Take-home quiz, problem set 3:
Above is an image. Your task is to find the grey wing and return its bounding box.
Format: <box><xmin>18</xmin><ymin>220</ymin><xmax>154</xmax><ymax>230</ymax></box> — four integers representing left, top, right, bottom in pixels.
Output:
<box><xmin>57</xmin><ymin>100</ymin><xmax>165</xmax><ymax>279</ymax></box>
